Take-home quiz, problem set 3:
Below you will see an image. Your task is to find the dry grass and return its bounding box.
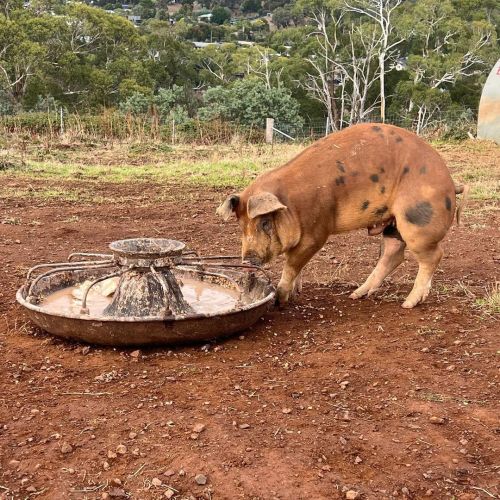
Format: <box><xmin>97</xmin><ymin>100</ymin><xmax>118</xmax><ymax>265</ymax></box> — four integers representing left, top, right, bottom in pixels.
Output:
<box><xmin>475</xmin><ymin>282</ymin><xmax>500</xmax><ymax>316</ymax></box>
<box><xmin>0</xmin><ymin>135</ymin><xmax>498</xmax><ymax>208</ymax></box>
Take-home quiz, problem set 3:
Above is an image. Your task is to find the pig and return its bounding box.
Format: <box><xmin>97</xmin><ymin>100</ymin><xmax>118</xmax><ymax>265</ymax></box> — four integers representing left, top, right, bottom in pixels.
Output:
<box><xmin>216</xmin><ymin>123</ymin><xmax>468</xmax><ymax>309</ymax></box>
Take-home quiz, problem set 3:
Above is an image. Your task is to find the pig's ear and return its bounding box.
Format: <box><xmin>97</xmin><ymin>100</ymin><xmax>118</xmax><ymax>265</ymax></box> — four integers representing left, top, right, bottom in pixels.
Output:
<box><xmin>247</xmin><ymin>192</ymin><xmax>287</xmax><ymax>219</ymax></box>
<box><xmin>216</xmin><ymin>194</ymin><xmax>240</xmax><ymax>221</ymax></box>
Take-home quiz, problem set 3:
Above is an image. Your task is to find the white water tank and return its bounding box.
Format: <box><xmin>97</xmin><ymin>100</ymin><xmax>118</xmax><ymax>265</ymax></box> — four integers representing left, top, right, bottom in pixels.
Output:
<box><xmin>477</xmin><ymin>58</ymin><xmax>500</xmax><ymax>144</ymax></box>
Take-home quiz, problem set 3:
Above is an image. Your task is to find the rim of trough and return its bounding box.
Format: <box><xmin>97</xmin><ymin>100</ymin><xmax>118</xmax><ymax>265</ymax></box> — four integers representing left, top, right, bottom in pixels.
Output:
<box><xmin>16</xmin><ymin>276</ymin><xmax>276</xmax><ymax>323</ymax></box>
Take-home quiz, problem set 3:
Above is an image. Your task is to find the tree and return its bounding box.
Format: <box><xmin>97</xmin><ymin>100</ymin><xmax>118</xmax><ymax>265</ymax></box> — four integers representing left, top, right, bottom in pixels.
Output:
<box><xmin>0</xmin><ymin>17</ymin><xmax>46</xmax><ymax>108</ymax></box>
<box><xmin>272</xmin><ymin>6</ymin><xmax>293</xmax><ymax>28</ymax></box>
<box><xmin>345</xmin><ymin>0</ymin><xmax>404</xmax><ymax>122</ymax></box>
<box><xmin>241</xmin><ymin>0</ymin><xmax>261</xmax><ymax>13</ymax></box>
<box><xmin>199</xmin><ymin>79</ymin><xmax>303</xmax><ymax>127</ymax></box>
<box><xmin>211</xmin><ymin>6</ymin><xmax>231</xmax><ymax>24</ymax></box>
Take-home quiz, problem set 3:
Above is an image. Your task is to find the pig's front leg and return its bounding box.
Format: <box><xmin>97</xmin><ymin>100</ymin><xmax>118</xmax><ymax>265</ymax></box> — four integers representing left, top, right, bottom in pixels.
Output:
<box><xmin>276</xmin><ymin>240</ymin><xmax>324</xmax><ymax>306</ymax></box>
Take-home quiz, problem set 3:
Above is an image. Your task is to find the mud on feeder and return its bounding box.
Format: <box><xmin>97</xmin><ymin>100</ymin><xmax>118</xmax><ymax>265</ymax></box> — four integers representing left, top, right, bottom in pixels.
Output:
<box><xmin>17</xmin><ymin>238</ymin><xmax>275</xmax><ymax>346</ymax></box>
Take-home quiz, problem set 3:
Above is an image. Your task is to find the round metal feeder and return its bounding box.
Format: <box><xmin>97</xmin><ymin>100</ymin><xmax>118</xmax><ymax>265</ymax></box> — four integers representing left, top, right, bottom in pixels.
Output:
<box><xmin>16</xmin><ymin>238</ymin><xmax>275</xmax><ymax>346</ymax></box>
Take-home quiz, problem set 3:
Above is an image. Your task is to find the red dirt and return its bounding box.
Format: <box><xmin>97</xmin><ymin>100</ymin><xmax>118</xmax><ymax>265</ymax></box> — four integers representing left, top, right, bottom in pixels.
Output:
<box><xmin>0</xmin><ymin>181</ymin><xmax>498</xmax><ymax>500</ymax></box>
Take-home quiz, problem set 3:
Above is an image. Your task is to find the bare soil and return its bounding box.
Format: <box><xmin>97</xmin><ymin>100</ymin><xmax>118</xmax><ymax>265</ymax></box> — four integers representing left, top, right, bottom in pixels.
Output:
<box><xmin>0</xmin><ymin>179</ymin><xmax>498</xmax><ymax>500</ymax></box>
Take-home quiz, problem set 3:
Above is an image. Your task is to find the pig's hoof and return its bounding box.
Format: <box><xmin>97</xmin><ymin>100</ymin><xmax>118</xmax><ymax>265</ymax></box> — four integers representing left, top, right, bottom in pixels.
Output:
<box><xmin>275</xmin><ymin>288</ymin><xmax>290</xmax><ymax>308</ymax></box>
<box><xmin>402</xmin><ymin>297</ymin><xmax>421</xmax><ymax>309</ymax></box>
<box><xmin>350</xmin><ymin>287</ymin><xmax>368</xmax><ymax>299</ymax></box>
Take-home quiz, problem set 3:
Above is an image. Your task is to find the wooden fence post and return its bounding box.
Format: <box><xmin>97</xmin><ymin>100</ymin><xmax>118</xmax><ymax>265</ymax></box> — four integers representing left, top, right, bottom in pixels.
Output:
<box><xmin>265</xmin><ymin>118</ymin><xmax>274</xmax><ymax>144</ymax></box>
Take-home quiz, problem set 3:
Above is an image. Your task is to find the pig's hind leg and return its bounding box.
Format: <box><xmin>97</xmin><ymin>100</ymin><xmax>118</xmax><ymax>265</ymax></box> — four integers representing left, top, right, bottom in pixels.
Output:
<box><xmin>350</xmin><ymin>225</ymin><xmax>406</xmax><ymax>300</ymax></box>
<box><xmin>393</xmin><ymin>194</ymin><xmax>452</xmax><ymax>308</ymax></box>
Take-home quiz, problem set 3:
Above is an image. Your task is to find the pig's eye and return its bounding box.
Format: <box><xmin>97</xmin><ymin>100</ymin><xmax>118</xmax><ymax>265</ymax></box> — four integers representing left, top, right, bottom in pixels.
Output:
<box><xmin>259</xmin><ymin>217</ymin><xmax>272</xmax><ymax>233</ymax></box>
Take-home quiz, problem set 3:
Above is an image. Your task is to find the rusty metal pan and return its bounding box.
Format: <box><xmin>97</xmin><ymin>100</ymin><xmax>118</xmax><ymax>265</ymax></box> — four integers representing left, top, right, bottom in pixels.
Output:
<box><xmin>16</xmin><ymin>267</ymin><xmax>275</xmax><ymax>346</ymax></box>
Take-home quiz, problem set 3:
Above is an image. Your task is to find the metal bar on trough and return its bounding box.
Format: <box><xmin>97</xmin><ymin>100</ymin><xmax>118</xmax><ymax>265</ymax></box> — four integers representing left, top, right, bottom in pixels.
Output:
<box><xmin>27</xmin><ymin>259</ymin><xmax>114</xmax><ymax>280</ymax></box>
<box><xmin>80</xmin><ymin>271</ymin><xmax>124</xmax><ymax>314</ymax></box>
<box><xmin>27</xmin><ymin>262</ymin><xmax>117</xmax><ymax>300</ymax></box>
<box><xmin>184</xmin><ymin>262</ymin><xmax>273</xmax><ymax>284</ymax></box>
<box><xmin>181</xmin><ymin>255</ymin><xmax>241</xmax><ymax>261</ymax></box>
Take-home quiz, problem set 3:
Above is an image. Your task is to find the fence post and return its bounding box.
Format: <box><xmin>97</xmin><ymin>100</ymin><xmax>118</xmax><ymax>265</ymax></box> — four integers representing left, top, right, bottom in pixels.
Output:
<box><xmin>60</xmin><ymin>107</ymin><xmax>64</xmax><ymax>135</ymax></box>
<box><xmin>325</xmin><ymin>117</ymin><xmax>330</xmax><ymax>136</ymax></box>
<box><xmin>265</xmin><ymin>118</ymin><xmax>274</xmax><ymax>144</ymax></box>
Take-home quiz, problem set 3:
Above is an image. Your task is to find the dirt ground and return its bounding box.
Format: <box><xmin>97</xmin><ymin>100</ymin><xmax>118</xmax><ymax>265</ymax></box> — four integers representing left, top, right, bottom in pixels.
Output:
<box><xmin>0</xmin><ymin>172</ymin><xmax>499</xmax><ymax>499</ymax></box>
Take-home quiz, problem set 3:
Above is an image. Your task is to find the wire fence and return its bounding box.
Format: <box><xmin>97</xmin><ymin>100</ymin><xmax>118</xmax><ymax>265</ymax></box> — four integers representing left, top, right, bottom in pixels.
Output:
<box><xmin>276</xmin><ymin>108</ymin><xmax>477</xmax><ymax>142</ymax></box>
<box><xmin>0</xmin><ymin>107</ymin><xmax>477</xmax><ymax>144</ymax></box>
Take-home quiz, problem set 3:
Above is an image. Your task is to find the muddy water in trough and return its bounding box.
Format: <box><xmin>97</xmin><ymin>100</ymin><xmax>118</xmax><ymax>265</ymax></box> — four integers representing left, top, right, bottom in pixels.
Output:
<box><xmin>41</xmin><ymin>277</ymin><xmax>240</xmax><ymax>316</ymax></box>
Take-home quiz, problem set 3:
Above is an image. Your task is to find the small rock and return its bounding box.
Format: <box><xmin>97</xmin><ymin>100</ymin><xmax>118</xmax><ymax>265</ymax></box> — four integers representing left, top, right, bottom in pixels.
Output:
<box><xmin>195</xmin><ymin>473</ymin><xmax>207</xmax><ymax>485</ymax></box>
<box><xmin>282</xmin><ymin>408</ymin><xmax>292</xmax><ymax>414</ymax></box>
<box><xmin>340</xmin><ymin>380</ymin><xmax>349</xmax><ymax>389</ymax></box>
<box><xmin>101</xmin><ymin>493</ymin><xmax>110</xmax><ymax>500</ymax></box>
<box><xmin>354</xmin><ymin>456</ymin><xmax>362</xmax><ymax>464</ymax></box>
<box><xmin>446</xmin><ymin>365</ymin><xmax>456</xmax><ymax>371</ymax></box>
<box><xmin>459</xmin><ymin>438</ymin><xmax>468</xmax><ymax>446</ymax></box>
<box><xmin>239</xmin><ymin>423</ymin><xmax>250</xmax><ymax>429</ymax></box>
<box><xmin>401</xmin><ymin>487</ymin><xmax>410</xmax><ymax>496</ymax></box>
<box><xmin>8</xmin><ymin>460</ymin><xmax>20</xmax><ymax>467</ymax></box>
<box><xmin>130</xmin><ymin>350</ymin><xmax>141</xmax><ymax>358</ymax></box>
<box><xmin>107</xmin><ymin>450</ymin><xmax>117</xmax><ymax>459</ymax></box>
<box><xmin>81</xmin><ymin>346</ymin><xmax>91</xmax><ymax>355</ymax></box>
<box><xmin>61</xmin><ymin>442</ymin><xmax>73</xmax><ymax>454</ymax></box>
<box><xmin>425</xmin><ymin>490</ymin><xmax>434</xmax><ymax>497</ymax></box>
<box><xmin>429</xmin><ymin>416</ymin><xmax>445</xmax><ymax>425</ymax></box>
<box><xmin>192</xmin><ymin>423</ymin><xmax>206</xmax><ymax>433</ymax></box>
<box><xmin>116</xmin><ymin>444</ymin><xmax>127</xmax><ymax>455</ymax></box>
<box><xmin>26</xmin><ymin>486</ymin><xmax>37</xmax><ymax>493</ymax></box>
<box><xmin>450</xmin><ymin>307</ymin><xmax>459</xmax><ymax>314</ymax></box>
<box><xmin>108</xmin><ymin>488</ymin><xmax>127</xmax><ymax>498</ymax></box>
<box><xmin>103</xmin><ymin>461</ymin><xmax>110</xmax><ymax>471</ymax></box>
<box><xmin>164</xmin><ymin>489</ymin><xmax>175</xmax><ymax>499</ymax></box>
<box><xmin>129</xmin><ymin>432</ymin><xmax>137</xmax><ymax>439</ymax></box>
<box><xmin>164</xmin><ymin>469</ymin><xmax>175</xmax><ymax>477</ymax></box>
<box><xmin>345</xmin><ymin>490</ymin><xmax>359</xmax><ymax>499</ymax></box>
<box><xmin>111</xmin><ymin>478</ymin><xmax>122</xmax><ymax>486</ymax></box>
<box><xmin>152</xmin><ymin>477</ymin><xmax>162</xmax><ymax>487</ymax></box>
<box><xmin>190</xmin><ymin>433</ymin><xmax>199</xmax><ymax>440</ymax></box>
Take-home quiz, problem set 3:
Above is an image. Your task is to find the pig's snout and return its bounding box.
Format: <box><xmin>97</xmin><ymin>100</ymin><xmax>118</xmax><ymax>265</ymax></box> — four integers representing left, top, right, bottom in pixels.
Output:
<box><xmin>243</xmin><ymin>252</ymin><xmax>262</xmax><ymax>266</ymax></box>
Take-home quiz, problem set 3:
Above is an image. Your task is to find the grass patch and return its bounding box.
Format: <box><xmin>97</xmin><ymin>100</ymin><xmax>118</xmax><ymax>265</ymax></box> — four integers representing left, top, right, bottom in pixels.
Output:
<box><xmin>0</xmin><ymin>140</ymin><xmax>498</xmax><ymax>200</ymax></box>
<box><xmin>0</xmin><ymin>159</ymin><xmax>265</xmax><ymax>188</ymax></box>
<box><xmin>475</xmin><ymin>282</ymin><xmax>500</xmax><ymax>316</ymax></box>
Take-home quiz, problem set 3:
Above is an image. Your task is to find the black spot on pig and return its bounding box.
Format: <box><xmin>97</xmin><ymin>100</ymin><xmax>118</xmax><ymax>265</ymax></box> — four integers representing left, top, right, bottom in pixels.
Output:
<box><xmin>370</xmin><ymin>174</ymin><xmax>379</xmax><ymax>183</ymax></box>
<box><xmin>361</xmin><ymin>200</ymin><xmax>370</xmax><ymax>211</ymax></box>
<box><xmin>402</xmin><ymin>166</ymin><xmax>410</xmax><ymax>175</ymax></box>
<box><xmin>379</xmin><ymin>166</ymin><xmax>385</xmax><ymax>173</ymax></box>
<box><xmin>374</xmin><ymin>205</ymin><xmax>388</xmax><ymax>216</ymax></box>
<box><xmin>336</xmin><ymin>160</ymin><xmax>346</xmax><ymax>173</ymax></box>
<box><xmin>405</xmin><ymin>201</ymin><xmax>433</xmax><ymax>226</ymax></box>
<box><xmin>445</xmin><ymin>196</ymin><xmax>452</xmax><ymax>211</ymax></box>
<box><xmin>335</xmin><ymin>176</ymin><xmax>345</xmax><ymax>186</ymax></box>
<box><xmin>380</xmin><ymin>186</ymin><xmax>386</xmax><ymax>194</ymax></box>
<box><xmin>372</xmin><ymin>126</ymin><xmax>382</xmax><ymax>132</ymax></box>
<box><xmin>395</xmin><ymin>136</ymin><xmax>403</xmax><ymax>143</ymax></box>
<box><xmin>419</xmin><ymin>165</ymin><xmax>427</xmax><ymax>174</ymax></box>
